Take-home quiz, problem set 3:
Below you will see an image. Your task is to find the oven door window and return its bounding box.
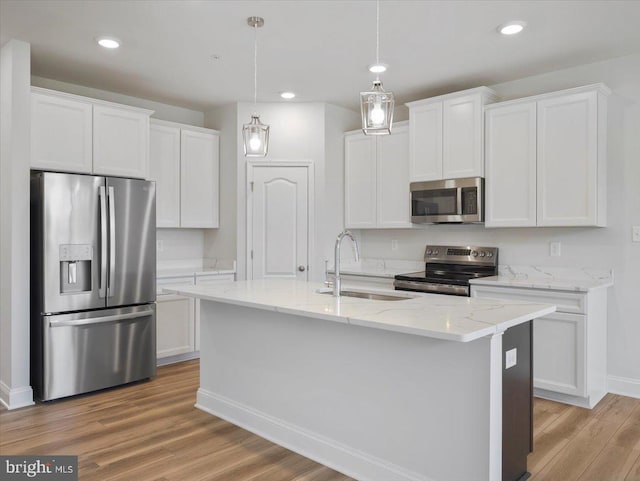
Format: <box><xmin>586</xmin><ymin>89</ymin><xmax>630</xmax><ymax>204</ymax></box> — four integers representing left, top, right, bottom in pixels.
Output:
<box><xmin>412</xmin><ymin>188</ymin><xmax>458</xmax><ymax>216</ymax></box>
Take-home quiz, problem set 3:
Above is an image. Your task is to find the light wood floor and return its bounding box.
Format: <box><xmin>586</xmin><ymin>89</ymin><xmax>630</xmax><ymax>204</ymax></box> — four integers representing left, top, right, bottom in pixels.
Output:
<box><xmin>1</xmin><ymin>360</ymin><xmax>639</xmax><ymax>481</ymax></box>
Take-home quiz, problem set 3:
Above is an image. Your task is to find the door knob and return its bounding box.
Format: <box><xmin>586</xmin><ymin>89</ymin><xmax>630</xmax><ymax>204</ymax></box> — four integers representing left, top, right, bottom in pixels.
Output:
<box><xmin>298</xmin><ymin>265</ymin><xmax>306</xmax><ymax>272</ymax></box>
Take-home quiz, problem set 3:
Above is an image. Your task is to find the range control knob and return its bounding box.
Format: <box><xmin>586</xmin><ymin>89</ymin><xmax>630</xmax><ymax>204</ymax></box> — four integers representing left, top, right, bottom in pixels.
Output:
<box><xmin>426</xmin><ymin>249</ymin><xmax>432</xmax><ymax>255</ymax></box>
<box><xmin>479</xmin><ymin>251</ymin><xmax>486</xmax><ymax>257</ymax></box>
<box><xmin>433</xmin><ymin>250</ymin><xmax>439</xmax><ymax>255</ymax></box>
<box><xmin>487</xmin><ymin>252</ymin><xmax>494</xmax><ymax>258</ymax></box>
<box><xmin>471</xmin><ymin>250</ymin><xmax>478</xmax><ymax>257</ymax></box>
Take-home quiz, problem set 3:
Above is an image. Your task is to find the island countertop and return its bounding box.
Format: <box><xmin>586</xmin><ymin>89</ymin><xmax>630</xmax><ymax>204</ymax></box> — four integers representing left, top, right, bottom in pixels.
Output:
<box><xmin>164</xmin><ymin>278</ymin><xmax>556</xmax><ymax>342</ymax></box>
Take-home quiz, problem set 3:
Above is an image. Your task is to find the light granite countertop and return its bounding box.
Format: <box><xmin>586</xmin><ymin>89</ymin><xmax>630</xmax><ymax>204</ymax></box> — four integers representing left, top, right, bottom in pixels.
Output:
<box><xmin>157</xmin><ymin>259</ymin><xmax>236</xmax><ymax>279</ymax></box>
<box><xmin>469</xmin><ymin>265</ymin><xmax>613</xmax><ymax>292</ymax></box>
<box><xmin>163</xmin><ymin>278</ymin><xmax>555</xmax><ymax>343</ymax></box>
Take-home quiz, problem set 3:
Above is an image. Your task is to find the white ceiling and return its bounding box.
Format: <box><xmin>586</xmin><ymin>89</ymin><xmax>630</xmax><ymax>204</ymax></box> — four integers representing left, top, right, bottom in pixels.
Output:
<box><xmin>2</xmin><ymin>0</ymin><xmax>640</xmax><ymax>113</ymax></box>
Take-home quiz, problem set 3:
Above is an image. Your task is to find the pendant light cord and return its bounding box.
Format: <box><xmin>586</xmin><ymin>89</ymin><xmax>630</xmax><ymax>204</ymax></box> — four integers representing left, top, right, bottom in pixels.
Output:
<box><xmin>253</xmin><ymin>23</ymin><xmax>258</xmax><ymax>109</ymax></box>
<box><xmin>376</xmin><ymin>0</ymin><xmax>380</xmax><ymax>81</ymax></box>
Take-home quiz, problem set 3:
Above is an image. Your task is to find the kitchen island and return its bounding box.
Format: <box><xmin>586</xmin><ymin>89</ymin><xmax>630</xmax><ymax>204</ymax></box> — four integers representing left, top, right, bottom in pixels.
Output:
<box><xmin>164</xmin><ymin>279</ymin><xmax>555</xmax><ymax>481</ymax></box>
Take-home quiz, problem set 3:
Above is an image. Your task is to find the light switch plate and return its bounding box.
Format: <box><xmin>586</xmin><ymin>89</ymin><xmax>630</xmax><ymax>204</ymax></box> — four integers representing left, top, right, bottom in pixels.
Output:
<box><xmin>505</xmin><ymin>348</ymin><xmax>517</xmax><ymax>369</ymax></box>
<box><xmin>157</xmin><ymin>240</ymin><xmax>164</xmax><ymax>252</ymax></box>
<box><xmin>550</xmin><ymin>241</ymin><xmax>561</xmax><ymax>257</ymax></box>
<box><xmin>391</xmin><ymin>240</ymin><xmax>398</xmax><ymax>251</ymax></box>
<box><xmin>633</xmin><ymin>226</ymin><xmax>640</xmax><ymax>243</ymax></box>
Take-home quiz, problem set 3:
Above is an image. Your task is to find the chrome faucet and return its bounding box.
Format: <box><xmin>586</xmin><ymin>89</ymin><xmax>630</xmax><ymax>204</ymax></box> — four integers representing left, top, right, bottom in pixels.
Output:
<box><xmin>333</xmin><ymin>230</ymin><xmax>360</xmax><ymax>297</ymax></box>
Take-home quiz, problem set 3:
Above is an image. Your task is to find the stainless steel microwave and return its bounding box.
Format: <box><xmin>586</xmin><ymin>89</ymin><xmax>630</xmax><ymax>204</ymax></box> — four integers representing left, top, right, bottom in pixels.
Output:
<box><xmin>410</xmin><ymin>177</ymin><xmax>484</xmax><ymax>224</ymax></box>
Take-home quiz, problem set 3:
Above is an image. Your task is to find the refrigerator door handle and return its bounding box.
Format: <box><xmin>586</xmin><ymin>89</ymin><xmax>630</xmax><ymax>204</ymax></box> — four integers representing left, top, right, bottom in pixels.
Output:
<box><xmin>98</xmin><ymin>185</ymin><xmax>108</xmax><ymax>298</ymax></box>
<box><xmin>108</xmin><ymin>185</ymin><xmax>116</xmax><ymax>297</ymax></box>
<box><xmin>49</xmin><ymin>308</ymin><xmax>154</xmax><ymax>328</ymax></box>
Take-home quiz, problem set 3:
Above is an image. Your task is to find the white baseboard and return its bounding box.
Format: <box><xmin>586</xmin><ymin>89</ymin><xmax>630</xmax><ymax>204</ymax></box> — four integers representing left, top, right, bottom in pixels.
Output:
<box><xmin>195</xmin><ymin>388</ymin><xmax>432</xmax><ymax>481</ymax></box>
<box><xmin>156</xmin><ymin>351</ymin><xmax>200</xmax><ymax>367</ymax></box>
<box><xmin>0</xmin><ymin>381</ymin><xmax>34</xmax><ymax>410</ymax></box>
<box><xmin>608</xmin><ymin>375</ymin><xmax>640</xmax><ymax>399</ymax></box>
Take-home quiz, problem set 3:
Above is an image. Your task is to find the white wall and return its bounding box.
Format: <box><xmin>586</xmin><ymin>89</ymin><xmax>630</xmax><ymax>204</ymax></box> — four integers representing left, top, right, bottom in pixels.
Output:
<box><xmin>358</xmin><ymin>54</ymin><xmax>640</xmax><ymax>396</ymax></box>
<box><xmin>203</xmin><ymin>103</ymin><xmax>238</xmax><ymax>264</ymax></box>
<box><xmin>0</xmin><ymin>39</ymin><xmax>34</xmax><ymax>409</ymax></box>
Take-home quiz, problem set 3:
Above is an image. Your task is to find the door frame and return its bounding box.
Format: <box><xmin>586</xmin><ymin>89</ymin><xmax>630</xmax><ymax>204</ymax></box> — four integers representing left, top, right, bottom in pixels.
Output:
<box><xmin>246</xmin><ymin>161</ymin><xmax>315</xmax><ymax>281</ymax></box>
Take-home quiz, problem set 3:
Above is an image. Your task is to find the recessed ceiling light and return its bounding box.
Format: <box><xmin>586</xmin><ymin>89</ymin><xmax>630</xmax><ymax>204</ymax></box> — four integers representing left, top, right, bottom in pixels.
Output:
<box><xmin>280</xmin><ymin>92</ymin><xmax>296</xmax><ymax>99</ymax></box>
<box><xmin>498</xmin><ymin>21</ymin><xmax>526</xmax><ymax>36</ymax></box>
<box><xmin>97</xmin><ymin>37</ymin><xmax>121</xmax><ymax>49</ymax></box>
<box><xmin>368</xmin><ymin>63</ymin><xmax>388</xmax><ymax>74</ymax></box>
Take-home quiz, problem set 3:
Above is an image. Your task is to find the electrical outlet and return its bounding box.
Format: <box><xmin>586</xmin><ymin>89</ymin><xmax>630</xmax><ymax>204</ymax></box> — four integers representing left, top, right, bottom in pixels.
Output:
<box><xmin>391</xmin><ymin>240</ymin><xmax>398</xmax><ymax>251</ymax></box>
<box><xmin>505</xmin><ymin>348</ymin><xmax>517</xmax><ymax>369</ymax></box>
<box><xmin>157</xmin><ymin>240</ymin><xmax>164</xmax><ymax>252</ymax></box>
<box><xmin>633</xmin><ymin>226</ymin><xmax>640</xmax><ymax>243</ymax></box>
<box><xmin>549</xmin><ymin>241</ymin><xmax>561</xmax><ymax>257</ymax></box>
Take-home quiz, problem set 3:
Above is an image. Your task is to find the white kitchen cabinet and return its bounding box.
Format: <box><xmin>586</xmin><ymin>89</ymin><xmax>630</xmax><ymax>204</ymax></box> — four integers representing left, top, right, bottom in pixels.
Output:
<box><xmin>93</xmin><ymin>104</ymin><xmax>150</xmax><ymax>178</ymax></box>
<box><xmin>471</xmin><ymin>284</ymin><xmax>607</xmax><ymax>408</ymax></box>
<box><xmin>406</xmin><ymin>87</ymin><xmax>497</xmax><ymax>182</ymax></box>
<box><xmin>156</xmin><ymin>294</ymin><xmax>195</xmax><ymax>359</ymax></box>
<box><xmin>30</xmin><ymin>87</ymin><xmax>153</xmax><ymax>179</ymax></box>
<box><xmin>484</xmin><ymin>84</ymin><xmax>610</xmax><ymax>227</ymax></box>
<box><xmin>31</xmin><ymin>89</ymin><xmax>93</xmax><ymax>173</ymax></box>
<box><xmin>149</xmin><ymin>120</ymin><xmax>220</xmax><ymax>228</ymax></box>
<box><xmin>149</xmin><ymin>122</ymin><xmax>181</xmax><ymax>227</ymax></box>
<box><xmin>194</xmin><ymin>272</ymin><xmax>235</xmax><ymax>351</ymax></box>
<box><xmin>180</xmin><ymin>128</ymin><xmax>220</xmax><ymax>228</ymax></box>
<box><xmin>344</xmin><ymin>122</ymin><xmax>411</xmax><ymax>229</ymax></box>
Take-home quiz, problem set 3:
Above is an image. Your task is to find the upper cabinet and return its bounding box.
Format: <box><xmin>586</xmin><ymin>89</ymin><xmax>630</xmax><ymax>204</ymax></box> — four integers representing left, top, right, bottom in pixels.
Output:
<box><xmin>149</xmin><ymin>119</ymin><xmax>220</xmax><ymax>229</ymax></box>
<box><xmin>344</xmin><ymin>122</ymin><xmax>411</xmax><ymax>229</ymax></box>
<box><xmin>406</xmin><ymin>87</ymin><xmax>497</xmax><ymax>182</ymax></box>
<box><xmin>485</xmin><ymin>84</ymin><xmax>610</xmax><ymax>228</ymax></box>
<box><xmin>31</xmin><ymin>87</ymin><xmax>153</xmax><ymax>179</ymax></box>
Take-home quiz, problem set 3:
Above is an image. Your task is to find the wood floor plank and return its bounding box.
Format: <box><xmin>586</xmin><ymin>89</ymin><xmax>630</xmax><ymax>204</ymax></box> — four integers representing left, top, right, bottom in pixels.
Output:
<box><xmin>2</xmin><ymin>359</ymin><xmax>639</xmax><ymax>481</ymax></box>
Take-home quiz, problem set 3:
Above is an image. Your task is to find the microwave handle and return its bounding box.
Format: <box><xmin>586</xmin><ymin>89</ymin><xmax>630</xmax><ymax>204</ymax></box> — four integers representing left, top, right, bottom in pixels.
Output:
<box><xmin>456</xmin><ymin>188</ymin><xmax>463</xmax><ymax>215</ymax></box>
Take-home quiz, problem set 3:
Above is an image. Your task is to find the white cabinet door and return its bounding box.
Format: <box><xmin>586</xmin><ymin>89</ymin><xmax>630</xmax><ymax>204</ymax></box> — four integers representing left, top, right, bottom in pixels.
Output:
<box><xmin>533</xmin><ymin>312</ymin><xmax>586</xmax><ymax>397</ymax></box>
<box><xmin>377</xmin><ymin>125</ymin><xmax>411</xmax><ymax>228</ymax></box>
<box><xmin>485</xmin><ymin>102</ymin><xmax>537</xmax><ymax>227</ymax></box>
<box><xmin>443</xmin><ymin>94</ymin><xmax>484</xmax><ymax>178</ymax></box>
<box><xmin>537</xmin><ymin>91</ymin><xmax>598</xmax><ymax>226</ymax></box>
<box><xmin>149</xmin><ymin>123</ymin><xmax>181</xmax><ymax>227</ymax></box>
<box><xmin>31</xmin><ymin>90</ymin><xmax>93</xmax><ymax>173</ymax></box>
<box><xmin>344</xmin><ymin>132</ymin><xmax>377</xmax><ymax>228</ymax></box>
<box><xmin>409</xmin><ymin>102</ymin><xmax>442</xmax><ymax>181</ymax></box>
<box><xmin>180</xmin><ymin>129</ymin><xmax>219</xmax><ymax>228</ymax></box>
<box><xmin>93</xmin><ymin>104</ymin><xmax>150</xmax><ymax>179</ymax></box>
<box><xmin>156</xmin><ymin>294</ymin><xmax>195</xmax><ymax>358</ymax></box>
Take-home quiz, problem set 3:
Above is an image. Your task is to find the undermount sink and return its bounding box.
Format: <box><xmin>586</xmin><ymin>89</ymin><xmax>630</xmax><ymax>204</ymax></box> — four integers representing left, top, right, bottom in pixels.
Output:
<box><xmin>317</xmin><ymin>289</ymin><xmax>415</xmax><ymax>301</ymax></box>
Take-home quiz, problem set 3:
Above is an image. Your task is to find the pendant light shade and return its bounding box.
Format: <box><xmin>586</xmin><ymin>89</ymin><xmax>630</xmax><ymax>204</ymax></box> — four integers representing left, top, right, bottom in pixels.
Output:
<box><xmin>360</xmin><ymin>80</ymin><xmax>394</xmax><ymax>135</ymax></box>
<box><xmin>243</xmin><ymin>16</ymin><xmax>269</xmax><ymax>157</ymax></box>
<box><xmin>360</xmin><ymin>0</ymin><xmax>394</xmax><ymax>135</ymax></box>
<box><xmin>243</xmin><ymin>114</ymin><xmax>270</xmax><ymax>157</ymax></box>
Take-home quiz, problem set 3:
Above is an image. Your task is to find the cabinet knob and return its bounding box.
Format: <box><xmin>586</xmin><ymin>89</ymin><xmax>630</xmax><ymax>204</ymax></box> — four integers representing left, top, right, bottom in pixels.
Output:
<box><xmin>298</xmin><ymin>265</ymin><xmax>306</xmax><ymax>272</ymax></box>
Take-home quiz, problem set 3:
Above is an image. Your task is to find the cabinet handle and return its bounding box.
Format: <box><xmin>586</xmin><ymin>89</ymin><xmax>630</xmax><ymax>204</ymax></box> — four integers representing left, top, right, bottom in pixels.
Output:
<box><xmin>298</xmin><ymin>265</ymin><xmax>306</xmax><ymax>272</ymax></box>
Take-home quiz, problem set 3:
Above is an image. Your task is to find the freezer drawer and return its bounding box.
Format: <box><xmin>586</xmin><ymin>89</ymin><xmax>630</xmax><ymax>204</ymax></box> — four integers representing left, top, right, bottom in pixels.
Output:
<box><xmin>34</xmin><ymin>305</ymin><xmax>156</xmax><ymax>401</ymax></box>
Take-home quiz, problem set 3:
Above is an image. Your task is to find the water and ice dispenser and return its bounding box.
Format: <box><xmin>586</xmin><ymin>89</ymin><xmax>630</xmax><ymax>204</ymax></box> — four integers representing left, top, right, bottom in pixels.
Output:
<box><xmin>59</xmin><ymin>244</ymin><xmax>93</xmax><ymax>293</ymax></box>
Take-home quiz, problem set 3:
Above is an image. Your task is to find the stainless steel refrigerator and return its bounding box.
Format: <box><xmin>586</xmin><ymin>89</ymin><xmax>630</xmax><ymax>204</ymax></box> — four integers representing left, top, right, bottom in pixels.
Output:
<box><xmin>30</xmin><ymin>171</ymin><xmax>157</xmax><ymax>401</ymax></box>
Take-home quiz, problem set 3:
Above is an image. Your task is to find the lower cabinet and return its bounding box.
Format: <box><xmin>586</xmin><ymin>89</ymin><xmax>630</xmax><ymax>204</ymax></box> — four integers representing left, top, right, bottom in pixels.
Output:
<box><xmin>156</xmin><ymin>294</ymin><xmax>195</xmax><ymax>358</ymax></box>
<box><xmin>471</xmin><ymin>284</ymin><xmax>607</xmax><ymax>408</ymax></box>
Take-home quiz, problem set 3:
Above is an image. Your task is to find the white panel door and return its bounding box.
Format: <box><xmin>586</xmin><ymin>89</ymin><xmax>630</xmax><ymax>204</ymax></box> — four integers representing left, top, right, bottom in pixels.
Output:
<box><xmin>377</xmin><ymin>124</ymin><xmax>411</xmax><ymax>228</ymax></box>
<box><xmin>443</xmin><ymin>94</ymin><xmax>483</xmax><ymax>178</ymax></box>
<box><xmin>31</xmin><ymin>90</ymin><xmax>93</xmax><ymax>173</ymax></box>
<box><xmin>180</xmin><ymin>129</ymin><xmax>219</xmax><ymax>228</ymax></box>
<box><xmin>250</xmin><ymin>166</ymin><xmax>308</xmax><ymax>281</ymax></box>
<box><xmin>485</xmin><ymin>102</ymin><xmax>537</xmax><ymax>227</ymax></box>
<box><xmin>344</xmin><ymin>132</ymin><xmax>377</xmax><ymax>228</ymax></box>
<box><xmin>149</xmin><ymin>122</ymin><xmax>181</xmax><ymax>227</ymax></box>
<box><xmin>537</xmin><ymin>91</ymin><xmax>598</xmax><ymax>226</ymax></box>
<box><xmin>93</xmin><ymin>104</ymin><xmax>149</xmax><ymax>179</ymax></box>
<box><xmin>533</xmin><ymin>312</ymin><xmax>586</xmax><ymax>397</ymax></box>
<box><xmin>409</xmin><ymin>102</ymin><xmax>443</xmax><ymax>181</ymax></box>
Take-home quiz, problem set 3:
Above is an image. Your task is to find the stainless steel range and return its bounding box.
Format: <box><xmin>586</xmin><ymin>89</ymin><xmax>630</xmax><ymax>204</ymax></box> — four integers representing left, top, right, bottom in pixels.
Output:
<box><xmin>394</xmin><ymin>245</ymin><xmax>498</xmax><ymax>296</ymax></box>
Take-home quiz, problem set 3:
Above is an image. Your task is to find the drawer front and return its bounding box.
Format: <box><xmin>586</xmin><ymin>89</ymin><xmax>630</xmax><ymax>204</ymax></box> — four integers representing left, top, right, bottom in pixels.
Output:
<box><xmin>470</xmin><ymin>285</ymin><xmax>586</xmax><ymax>314</ymax></box>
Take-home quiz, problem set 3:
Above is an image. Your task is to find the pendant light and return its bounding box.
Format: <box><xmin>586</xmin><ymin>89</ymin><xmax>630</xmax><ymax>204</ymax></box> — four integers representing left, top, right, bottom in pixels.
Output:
<box><xmin>360</xmin><ymin>0</ymin><xmax>394</xmax><ymax>135</ymax></box>
<box><xmin>243</xmin><ymin>16</ymin><xmax>269</xmax><ymax>157</ymax></box>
